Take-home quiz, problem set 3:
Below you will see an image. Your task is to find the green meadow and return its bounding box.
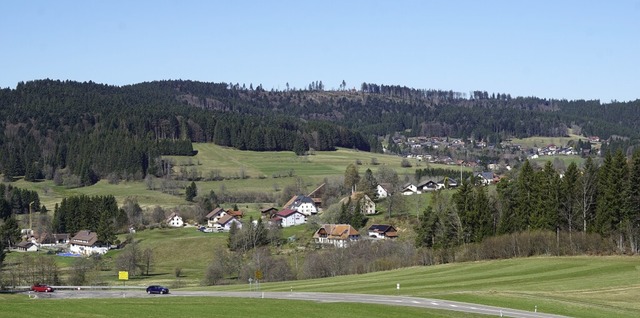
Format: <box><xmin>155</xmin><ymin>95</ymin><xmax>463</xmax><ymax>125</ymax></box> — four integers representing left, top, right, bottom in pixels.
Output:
<box><xmin>9</xmin><ymin>143</ymin><xmax>462</xmax><ymax>210</ymax></box>
<box><xmin>0</xmin><ymin>295</ymin><xmax>485</xmax><ymax>318</ymax></box>
<box><xmin>205</xmin><ymin>256</ymin><xmax>640</xmax><ymax>318</ymax></box>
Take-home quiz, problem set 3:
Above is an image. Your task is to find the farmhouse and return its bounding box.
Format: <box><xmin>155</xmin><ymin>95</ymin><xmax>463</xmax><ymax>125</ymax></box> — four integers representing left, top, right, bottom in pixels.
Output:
<box><xmin>313</xmin><ymin>224</ymin><xmax>360</xmax><ymax>248</ymax></box>
<box><xmin>166</xmin><ymin>212</ymin><xmax>184</xmax><ymax>227</ymax></box>
<box><xmin>340</xmin><ymin>192</ymin><xmax>376</xmax><ymax>215</ymax></box>
<box><xmin>271</xmin><ymin>209</ymin><xmax>307</xmax><ymax>227</ymax></box>
<box><xmin>367</xmin><ymin>224</ymin><xmax>398</xmax><ymax>239</ymax></box>
<box><xmin>69</xmin><ymin>230</ymin><xmax>108</xmax><ymax>255</ymax></box>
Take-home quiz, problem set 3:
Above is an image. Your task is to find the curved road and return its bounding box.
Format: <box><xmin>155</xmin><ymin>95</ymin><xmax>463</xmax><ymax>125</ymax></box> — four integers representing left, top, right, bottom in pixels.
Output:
<box><xmin>24</xmin><ymin>289</ymin><xmax>568</xmax><ymax>318</ymax></box>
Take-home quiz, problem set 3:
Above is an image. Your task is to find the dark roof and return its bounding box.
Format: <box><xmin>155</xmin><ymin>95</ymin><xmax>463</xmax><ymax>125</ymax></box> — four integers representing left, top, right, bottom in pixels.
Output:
<box><xmin>260</xmin><ymin>207</ymin><xmax>278</xmax><ymax>214</ymax></box>
<box><xmin>70</xmin><ymin>230</ymin><xmax>98</xmax><ymax>247</ymax></box>
<box><xmin>16</xmin><ymin>241</ymin><xmax>36</xmax><ymax>248</ymax></box>
<box><xmin>368</xmin><ymin>224</ymin><xmax>396</xmax><ymax>233</ymax></box>
<box><xmin>417</xmin><ymin>180</ymin><xmax>437</xmax><ymax>188</ymax></box>
<box><xmin>285</xmin><ymin>195</ymin><xmax>314</xmax><ymax>209</ymax></box>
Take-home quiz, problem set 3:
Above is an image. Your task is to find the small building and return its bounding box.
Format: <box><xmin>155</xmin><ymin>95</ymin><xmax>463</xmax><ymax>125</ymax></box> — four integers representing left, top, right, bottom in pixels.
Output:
<box><xmin>166</xmin><ymin>212</ymin><xmax>184</xmax><ymax>227</ymax></box>
<box><xmin>367</xmin><ymin>224</ymin><xmax>398</xmax><ymax>239</ymax></box>
<box><xmin>271</xmin><ymin>209</ymin><xmax>307</xmax><ymax>228</ymax></box>
<box><xmin>15</xmin><ymin>241</ymin><xmax>39</xmax><ymax>252</ymax></box>
<box><xmin>313</xmin><ymin>224</ymin><xmax>360</xmax><ymax>248</ymax></box>
<box><xmin>260</xmin><ymin>207</ymin><xmax>279</xmax><ymax>219</ymax></box>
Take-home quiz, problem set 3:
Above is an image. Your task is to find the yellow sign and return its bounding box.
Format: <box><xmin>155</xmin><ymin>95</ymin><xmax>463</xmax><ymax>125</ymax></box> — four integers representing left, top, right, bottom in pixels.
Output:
<box><xmin>255</xmin><ymin>270</ymin><xmax>263</xmax><ymax>280</ymax></box>
<box><xmin>119</xmin><ymin>271</ymin><xmax>129</xmax><ymax>280</ymax></box>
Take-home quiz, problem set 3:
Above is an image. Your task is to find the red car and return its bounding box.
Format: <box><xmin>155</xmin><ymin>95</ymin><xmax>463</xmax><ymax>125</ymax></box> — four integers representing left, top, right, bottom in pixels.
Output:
<box><xmin>31</xmin><ymin>284</ymin><xmax>54</xmax><ymax>292</ymax></box>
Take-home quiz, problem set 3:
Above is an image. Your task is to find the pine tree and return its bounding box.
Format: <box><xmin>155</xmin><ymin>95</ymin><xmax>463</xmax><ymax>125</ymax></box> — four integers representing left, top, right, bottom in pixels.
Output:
<box><xmin>185</xmin><ymin>182</ymin><xmax>197</xmax><ymax>201</ymax></box>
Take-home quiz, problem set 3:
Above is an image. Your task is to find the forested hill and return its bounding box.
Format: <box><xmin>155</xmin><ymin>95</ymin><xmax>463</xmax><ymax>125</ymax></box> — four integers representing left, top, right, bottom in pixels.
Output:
<box><xmin>0</xmin><ymin>79</ymin><xmax>638</xmax><ymax>185</ymax></box>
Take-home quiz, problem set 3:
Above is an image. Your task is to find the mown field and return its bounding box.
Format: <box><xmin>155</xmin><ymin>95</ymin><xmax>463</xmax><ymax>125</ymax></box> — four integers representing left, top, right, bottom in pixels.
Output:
<box><xmin>0</xmin><ymin>295</ymin><xmax>485</xmax><ymax>318</ymax></box>
<box><xmin>3</xmin><ymin>254</ymin><xmax>639</xmax><ymax>318</ymax></box>
<box><xmin>205</xmin><ymin>256</ymin><xmax>640</xmax><ymax>318</ymax></box>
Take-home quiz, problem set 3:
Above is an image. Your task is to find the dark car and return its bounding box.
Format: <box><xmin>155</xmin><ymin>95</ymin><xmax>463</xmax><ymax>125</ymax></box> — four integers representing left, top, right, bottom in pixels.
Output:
<box><xmin>146</xmin><ymin>285</ymin><xmax>169</xmax><ymax>294</ymax></box>
<box><xmin>31</xmin><ymin>284</ymin><xmax>54</xmax><ymax>292</ymax></box>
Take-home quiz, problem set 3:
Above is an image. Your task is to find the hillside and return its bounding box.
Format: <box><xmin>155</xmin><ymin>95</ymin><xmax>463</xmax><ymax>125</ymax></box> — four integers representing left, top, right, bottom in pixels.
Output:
<box><xmin>1</xmin><ymin>79</ymin><xmax>639</xmax><ymax>188</ymax></box>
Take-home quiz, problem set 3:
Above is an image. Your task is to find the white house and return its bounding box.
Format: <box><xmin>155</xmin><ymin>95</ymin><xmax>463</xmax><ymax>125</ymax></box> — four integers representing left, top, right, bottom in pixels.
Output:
<box><xmin>401</xmin><ymin>183</ymin><xmax>418</xmax><ymax>195</ymax></box>
<box><xmin>69</xmin><ymin>230</ymin><xmax>108</xmax><ymax>255</ymax></box>
<box><xmin>216</xmin><ymin>214</ymin><xmax>243</xmax><ymax>232</ymax></box>
<box><xmin>284</xmin><ymin>195</ymin><xmax>318</xmax><ymax>215</ymax></box>
<box><xmin>166</xmin><ymin>212</ymin><xmax>184</xmax><ymax>227</ymax></box>
<box><xmin>206</xmin><ymin>207</ymin><xmax>227</xmax><ymax>228</ymax></box>
<box><xmin>376</xmin><ymin>184</ymin><xmax>390</xmax><ymax>199</ymax></box>
<box><xmin>271</xmin><ymin>209</ymin><xmax>307</xmax><ymax>227</ymax></box>
<box><xmin>417</xmin><ymin>180</ymin><xmax>438</xmax><ymax>192</ymax></box>
<box><xmin>15</xmin><ymin>241</ymin><xmax>39</xmax><ymax>252</ymax></box>
<box><xmin>313</xmin><ymin>224</ymin><xmax>360</xmax><ymax>248</ymax></box>
<box><xmin>476</xmin><ymin>172</ymin><xmax>496</xmax><ymax>186</ymax></box>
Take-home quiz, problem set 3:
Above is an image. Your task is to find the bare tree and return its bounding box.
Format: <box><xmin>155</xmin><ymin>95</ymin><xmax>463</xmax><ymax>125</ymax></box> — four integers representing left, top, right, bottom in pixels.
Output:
<box><xmin>142</xmin><ymin>248</ymin><xmax>154</xmax><ymax>276</ymax></box>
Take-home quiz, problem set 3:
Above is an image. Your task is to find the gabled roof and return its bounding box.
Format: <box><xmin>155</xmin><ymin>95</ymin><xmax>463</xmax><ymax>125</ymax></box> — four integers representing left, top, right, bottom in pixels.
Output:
<box><xmin>206</xmin><ymin>207</ymin><xmax>225</xmax><ymax>219</ymax></box>
<box><xmin>227</xmin><ymin>209</ymin><xmax>244</xmax><ymax>217</ymax></box>
<box><xmin>166</xmin><ymin>212</ymin><xmax>181</xmax><ymax>222</ymax></box>
<box><xmin>16</xmin><ymin>241</ymin><xmax>36</xmax><ymax>248</ymax></box>
<box><xmin>70</xmin><ymin>230</ymin><xmax>98</xmax><ymax>247</ymax></box>
<box><xmin>477</xmin><ymin>172</ymin><xmax>495</xmax><ymax>180</ymax></box>
<box><xmin>437</xmin><ymin>178</ymin><xmax>458</xmax><ymax>185</ymax></box>
<box><xmin>417</xmin><ymin>180</ymin><xmax>437</xmax><ymax>188</ymax></box>
<box><xmin>313</xmin><ymin>224</ymin><xmax>360</xmax><ymax>240</ymax></box>
<box><xmin>339</xmin><ymin>192</ymin><xmax>372</xmax><ymax>205</ymax></box>
<box><xmin>368</xmin><ymin>224</ymin><xmax>398</xmax><ymax>237</ymax></box>
<box><xmin>285</xmin><ymin>195</ymin><xmax>315</xmax><ymax>209</ymax></box>
<box><xmin>217</xmin><ymin>214</ymin><xmax>238</xmax><ymax>226</ymax></box>
<box><xmin>260</xmin><ymin>207</ymin><xmax>278</xmax><ymax>214</ymax></box>
<box><xmin>276</xmin><ymin>208</ymin><xmax>302</xmax><ymax>218</ymax></box>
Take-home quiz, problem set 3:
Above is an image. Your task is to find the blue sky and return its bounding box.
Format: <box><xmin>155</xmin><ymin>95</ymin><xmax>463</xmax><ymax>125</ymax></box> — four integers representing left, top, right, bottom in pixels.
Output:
<box><xmin>2</xmin><ymin>1</ymin><xmax>639</xmax><ymax>101</ymax></box>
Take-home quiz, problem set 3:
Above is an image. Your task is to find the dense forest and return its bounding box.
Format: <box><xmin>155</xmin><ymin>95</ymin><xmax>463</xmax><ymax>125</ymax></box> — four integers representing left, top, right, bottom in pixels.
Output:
<box><xmin>1</xmin><ymin>79</ymin><xmax>639</xmax><ymax>187</ymax></box>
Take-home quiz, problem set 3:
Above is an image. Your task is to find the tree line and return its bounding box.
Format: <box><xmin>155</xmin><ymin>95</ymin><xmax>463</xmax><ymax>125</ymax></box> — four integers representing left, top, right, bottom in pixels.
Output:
<box><xmin>416</xmin><ymin>151</ymin><xmax>640</xmax><ymax>254</ymax></box>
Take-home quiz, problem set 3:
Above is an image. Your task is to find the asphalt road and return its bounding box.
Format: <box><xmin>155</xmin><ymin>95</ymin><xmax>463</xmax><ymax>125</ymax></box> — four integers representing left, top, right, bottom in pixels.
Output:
<box><xmin>23</xmin><ymin>289</ymin><xmax>569</xmax><ymax>318</ymax></box>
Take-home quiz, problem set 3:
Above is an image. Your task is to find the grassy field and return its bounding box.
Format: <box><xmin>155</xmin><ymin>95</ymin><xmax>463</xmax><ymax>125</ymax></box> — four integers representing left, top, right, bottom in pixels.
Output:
<box><xmin>510</xmin><ymin>134</ymin><xmax>585</xmax><ymax>149</ymax></box>
<box><xmin>0</xmin><ymin>295</ymin><xmax>486</xmax><ymax>318</ymax></box>
<box><xmin>6</xmin><ymin>143</ymin><xmax>462</xmax><ymax>210</ymax></box>
<box><xmin>203</xmin><ymin>256</ymin><xmax>640</xmax><ymax>318</ymax></box>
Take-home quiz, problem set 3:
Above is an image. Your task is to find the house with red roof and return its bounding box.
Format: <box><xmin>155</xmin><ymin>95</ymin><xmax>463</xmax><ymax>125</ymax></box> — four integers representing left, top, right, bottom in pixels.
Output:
<box><xmin>271</xmin><ymin>209</ymin><xmax>307</xmax><ymax>228</ymax></box>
